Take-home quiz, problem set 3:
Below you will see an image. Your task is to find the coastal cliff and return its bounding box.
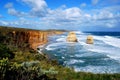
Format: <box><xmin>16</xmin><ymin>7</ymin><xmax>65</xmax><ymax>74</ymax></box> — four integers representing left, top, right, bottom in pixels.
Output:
<box><xmin>0</xmin><ymin>26</ymin><xmax>64</xmax><ymax>50</ymax></box>
<box><xmin>11</xmin><ymin>31</ymin><xmax>48</xmax><ymax>50</ymax></box>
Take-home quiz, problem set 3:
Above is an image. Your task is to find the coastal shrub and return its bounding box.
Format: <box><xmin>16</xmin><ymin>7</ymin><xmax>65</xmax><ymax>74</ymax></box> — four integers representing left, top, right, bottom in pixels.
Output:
<box><xmin>0</xmin><ymin>44</ymin><xmax>14</xmax><ymax>59</ymax></box>
<box><xmin>51</xmin><ymin>59</ymin><xmax>59</xmax><ymax>66</ymax></box>
<box><xmin>0</xmin><ymin>58</ymin><xmax>9</xmax><ymax>80</ymax></box>
<box><xmin>0</xmin><ymin>58</ymin><xmax>57</xmax><ymax>80</ymax></box>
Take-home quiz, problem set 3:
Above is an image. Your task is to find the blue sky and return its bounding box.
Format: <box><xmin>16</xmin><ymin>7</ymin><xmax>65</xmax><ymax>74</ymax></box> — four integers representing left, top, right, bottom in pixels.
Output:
<box><xmin>0</xmin><ymin>0</ymin><xmax>120</xmax><ymax>31</ymax></box>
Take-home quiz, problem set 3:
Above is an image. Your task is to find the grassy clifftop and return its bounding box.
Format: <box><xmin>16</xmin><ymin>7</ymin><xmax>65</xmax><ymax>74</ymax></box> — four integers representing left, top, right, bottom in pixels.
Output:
<box><xmin>0</xmin><ymin>26</ymin><xmax>120</xmax><ymax>80</ymax></box>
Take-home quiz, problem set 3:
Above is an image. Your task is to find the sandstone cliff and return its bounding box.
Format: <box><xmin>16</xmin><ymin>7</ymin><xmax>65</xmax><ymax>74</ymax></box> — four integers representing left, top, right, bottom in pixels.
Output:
<box><xmin>11</xmin><ymin>31</ymin><xmax>48</xmax><ymax>50</ymax></box>
<box><xmin>0</xmin><ymin>26</ymin><xmax>64</xmax><ymax>50</ymax></box>
<box><xmin>12</xmin><ymin>31</ymin><xmax>64</xmax><ymax>50</ymax></box>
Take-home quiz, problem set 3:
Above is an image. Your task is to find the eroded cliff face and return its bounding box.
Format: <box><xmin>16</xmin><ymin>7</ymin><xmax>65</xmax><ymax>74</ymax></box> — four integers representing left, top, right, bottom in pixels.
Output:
<box><xmin>0</xmin><ymin>27</ymin><xmax>65</xmax><ymax>50</ymax></box>
<box><xmin>11</xmin><ymin>31</ymin><xmax>47</xmax><ymax>50</ymax></box>
<box><xmin>10</xmin><ymin>30</ymin><xmax>64</xmax><ymax>50</ymax></box>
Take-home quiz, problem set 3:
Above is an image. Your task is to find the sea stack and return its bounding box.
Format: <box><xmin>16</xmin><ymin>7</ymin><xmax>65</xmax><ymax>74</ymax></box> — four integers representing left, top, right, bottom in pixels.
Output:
<box><xmin>66</xmin><ymin>32</ymin><xmax>78</xmax><ymax>42</ymax></box>
<box><xmin>86</xmin><ymin>35</ymin><xmax>94</xmax><ymax>44</ymax></box>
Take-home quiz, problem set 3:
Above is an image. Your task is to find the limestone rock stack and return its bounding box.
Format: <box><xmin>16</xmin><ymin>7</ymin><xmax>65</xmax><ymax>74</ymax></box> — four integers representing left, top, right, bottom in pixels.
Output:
<box><xmin>86</xmin><ymin>35</ymin><xmax>94</xmax><ymax>44</ymax></box>
<box><xmin>66</xmin><ymin>32</ymin><xmax>78</xmax><ymax>42</ymax></box>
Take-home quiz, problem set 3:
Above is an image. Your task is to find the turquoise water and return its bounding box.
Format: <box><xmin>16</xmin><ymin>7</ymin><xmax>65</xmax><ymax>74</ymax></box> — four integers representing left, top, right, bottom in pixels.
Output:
<box><xmin>41</xmin><ymin>31</ymin><xmax>120</xmax><ymax>73</ymax></box>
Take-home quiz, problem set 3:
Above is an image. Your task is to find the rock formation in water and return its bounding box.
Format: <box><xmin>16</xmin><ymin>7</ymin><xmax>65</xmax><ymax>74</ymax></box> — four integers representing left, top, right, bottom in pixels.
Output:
<box><xmin>66</xmin><ymin>32</ymin><xmax>78</xmax><ymax>42</ymax></box>
<box><xmin>86</xmin><ymin>35</ymin><xmax>94</xmax><ymax>44</ymax></box>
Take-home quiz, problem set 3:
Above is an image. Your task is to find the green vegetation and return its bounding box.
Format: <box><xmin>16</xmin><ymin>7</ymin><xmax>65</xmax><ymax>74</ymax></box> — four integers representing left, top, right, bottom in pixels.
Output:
<box><xmin>0</xmin><ymin>44</ymin><xmax>14</xmax><ymax>59</ymax></box>
<box><xmin>0</xmin><ymin>26</ymin><xmax>120</xmax><ymax>80</ymax></box>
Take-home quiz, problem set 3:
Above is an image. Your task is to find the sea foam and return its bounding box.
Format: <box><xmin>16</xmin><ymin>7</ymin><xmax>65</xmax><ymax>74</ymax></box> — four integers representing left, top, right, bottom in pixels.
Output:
<box><xmin>44</xmin><ymin>32</ymin><xmax>120</xmax><ymax>73</ymax></box>
<box><xmin>94</xmin><ymin>35</ymin><xmax>120</xmax><ymax>48</ymax></box>
<box><xmin>74</xmin><ymin>65</ymin><xmax>119</xmax><ymax>73</ymax></box>
<box><xmin>103</xmin><ymin>36</ymin><xmax>120</xmax><ymax>48</ymax></box>
<box><xmin>46</xmin><ymin>42</ymin><xmax>65</xmax><ymax>50</ymax></box>
<box><xmin>64</xmin><ymin>59</ymin><xmax>85</xmax><ymax>65</ymax></box>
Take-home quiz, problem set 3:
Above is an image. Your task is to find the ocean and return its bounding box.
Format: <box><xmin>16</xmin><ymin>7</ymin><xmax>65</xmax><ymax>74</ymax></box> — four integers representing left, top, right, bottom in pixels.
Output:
<box><xmin>40</xmin><ymin>31</ymin><xmax>120</xmax><ymax>74</ymax></box>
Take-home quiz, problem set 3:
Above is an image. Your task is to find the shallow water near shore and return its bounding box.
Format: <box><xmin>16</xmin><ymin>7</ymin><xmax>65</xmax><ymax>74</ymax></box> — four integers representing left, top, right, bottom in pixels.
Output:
<box><xmin>40</xmin><ymin>31</ymin><xmax>120</xmax><ymax>73</ymax></box>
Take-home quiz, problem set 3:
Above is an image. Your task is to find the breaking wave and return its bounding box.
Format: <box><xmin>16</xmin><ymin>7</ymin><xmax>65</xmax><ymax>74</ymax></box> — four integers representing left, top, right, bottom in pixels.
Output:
<box><xmin>43</xmin><ymin>31</ymin><xmax>120</xmax><ymax>73</ymax></box>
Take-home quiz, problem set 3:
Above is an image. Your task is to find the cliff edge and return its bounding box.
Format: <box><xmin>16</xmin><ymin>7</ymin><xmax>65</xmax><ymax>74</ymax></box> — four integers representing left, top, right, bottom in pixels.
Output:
<box><xmin>0</xmin><ymin>26</ymin><xmax>64</xmax><ymax>50</ymax></box>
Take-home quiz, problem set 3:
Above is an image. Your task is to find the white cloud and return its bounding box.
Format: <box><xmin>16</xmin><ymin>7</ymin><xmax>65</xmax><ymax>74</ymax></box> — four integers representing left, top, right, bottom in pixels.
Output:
<box><xmin>92</xmin><ymin>0</ymin><xmax>99</xmax><ymax>5</ymax></box>
<box><xmin>80</xmin><ymin>3</ymin><xmax>86</xmax><ymax>7</ymax></box>
<box><xmin>0</xmin><ymin>19</ymin><xmax>36</xmax><ymax>28</ymax></box>
<box><xmin>43</xmin><ymin>7</ymin><xmax>81</xmax><ymax>23</ymax></box>
<box><xmin>65</xmin><ymin>7</ymin><xmax>81</xmax><ymax>18</ymax></box>
<box><xmin>100</xmin><ymin>0</ymin><xmax>120</xmax><ymax>6</ymax></box>
<box><xmin>36</xmin><ymin>5</ymin><xmax>120</xmax><ymax>29</ymax></box>
<box><xmin>92</xmin><ymin>10</ymin><xmax>114</xmax><ymax>20</ymax></box>
<box><xmin>4</xmin><ymin>2</ymin><xmax>13</xmax><ymax>8</ymax></box>
<box><xmin>5</xmin><ymin>2</ymin><xmax>27</xmax><ymax>17</ymax></box>
<box><xmin>8</xmin><ymin>8</ymin><xmax>19</xmax><ymax>16</ymax></box>
<box><xmin>106</xmin><ymin>23</ymin><xmax>114</xmax><ymax>28</ymax></box>
<box><xmin>0</xmin><ymin>20</ymin><xmax>9</xmax><ymax>25</ymax></box>
<box><xmin>5</xmin><ymin>0</ymin><xmax>48</xmax><ymax>17</ymax></box>
<box><xmin>105</xmin><ymin>20</ymin><xmax>117</xmax><ymax>28</ymax></box>
<box><xmin>22</xmin><ymin>0</ymin><xmax>48</xmax><ymax>17</ymax></box>
<box><xmin>7</xmin><ymin>8</ymin><xmax>27</xmax><ymax>17</ymax></box>
<box><xmin>2</xmin><ymin>0</ymin><xmax>120</xmax><ymax>30</ymax></box>
<box><xmin>22</xmin><ymin>0</ymin><xmax>47</xmax><ymax>9</ymax></box>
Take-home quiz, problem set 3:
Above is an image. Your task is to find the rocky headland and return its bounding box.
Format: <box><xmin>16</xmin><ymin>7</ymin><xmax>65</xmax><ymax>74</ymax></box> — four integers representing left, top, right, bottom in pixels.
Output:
<box><xmin>0</xmin><ymin>26</ymin><xmax>65</xmax><ymax>50</ymax></box>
